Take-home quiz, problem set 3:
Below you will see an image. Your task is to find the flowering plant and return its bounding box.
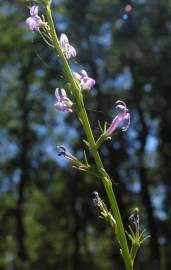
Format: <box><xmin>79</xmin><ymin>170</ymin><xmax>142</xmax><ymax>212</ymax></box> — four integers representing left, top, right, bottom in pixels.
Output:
<box><xmin>25</xmin><ymin>2</ymin><xmax>149</xmax><ymax>269</ymax></box>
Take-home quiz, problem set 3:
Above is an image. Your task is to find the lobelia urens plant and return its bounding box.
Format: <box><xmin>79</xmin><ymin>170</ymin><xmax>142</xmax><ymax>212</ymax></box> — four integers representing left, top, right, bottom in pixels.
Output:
<box><xmin>25</xmin><ymin>1</ymin><xmax>150</xmax><ymax>269</ymax></box>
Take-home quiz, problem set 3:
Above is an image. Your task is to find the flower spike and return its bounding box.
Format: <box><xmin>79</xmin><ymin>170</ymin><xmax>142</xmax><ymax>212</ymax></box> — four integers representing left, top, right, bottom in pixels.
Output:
<box><xmin>106</xmin><ymin>100</ymin><xmax>130</xmax><ymax>137</ymax></box>
<box><xmin>59</xmin><ymin>33</ymin><xmax>77</xmax><ymax>59</ymax></box>
<box><xmin>54</xmin><ymin>88</ymin><xmax>73</xmax><ymax>112</ymax></box>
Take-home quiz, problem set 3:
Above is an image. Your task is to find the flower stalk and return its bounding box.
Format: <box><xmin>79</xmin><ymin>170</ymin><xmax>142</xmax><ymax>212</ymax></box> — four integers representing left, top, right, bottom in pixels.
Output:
<box><xmin>44</xmin><ymin>4</ymin><xmax>133</xmax><ymax>270</ymax></box>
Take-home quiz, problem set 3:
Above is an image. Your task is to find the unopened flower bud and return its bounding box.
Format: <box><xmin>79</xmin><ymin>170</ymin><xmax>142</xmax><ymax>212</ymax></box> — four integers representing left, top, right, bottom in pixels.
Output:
<box><xmin>129</xmin><ymin>208</ymin><xmax>140</xmax><ymax>232</ymax></box>
<box><xmin>93</xmin><ymin>191</ymin><xmax>101</xmax><ymax>207</ymax></box>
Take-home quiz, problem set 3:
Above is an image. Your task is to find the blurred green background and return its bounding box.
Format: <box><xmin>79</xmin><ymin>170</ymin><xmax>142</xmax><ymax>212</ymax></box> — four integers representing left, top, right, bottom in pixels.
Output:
<box><xmin>0</xmin><ymin>0</ymin><xmax>171</xmax><ymax>269</ymax></box>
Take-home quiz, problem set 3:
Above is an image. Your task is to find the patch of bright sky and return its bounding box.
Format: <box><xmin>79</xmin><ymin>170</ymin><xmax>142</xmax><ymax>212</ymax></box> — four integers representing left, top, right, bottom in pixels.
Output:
<box><xmin>143</xmin><ymin>132</ymin><xmax>158</xmax><ymax>168</ymax></box>
<box><xmin>145</xmin><ymin>135</ymin><xmax>158</xmax><ymax>152</ymax></box>
<box><xmin>36</xmin><ymin>68</ymin><xmax>46</xmax><ymax>78</ymax></box>
<box><xmin>0</xmin><ymin>132</ymin><xmax>18</xmax><ymax>164</ymax></box>
<box><xmin>31</xmin><ymin>124</ymin><xmax>47</xmax><ymax>137</ymax></box>
<box><xmin>0</xmin><ymin>174</ymin><xmax>12</xmax><ymax>193</ymax></box>
<box><xmin>53</xmin><ymin>1</ymin><xmax>68</xmax><ymax>32</ymax></box>
<box><xmin>44</xmin><ymin>140</ymin><xmax>74</xmax><ymax>168</ymax></box>
<box><xmin>119</xmin><ymin>168</ymin><xmax>141</xmax><ymax>192</ymax></box>
<box><xmin>1</xmin><ymin>64</ymin><xmax>20</xmax><ymax>91</ymax></box>
<box><xmin>54</xmin><ymin>19</ymin><xmax>68</xmax><ymax>33</ymax></box>
<box><xmin>144</xmin><ymin>83</ymin><xmax>152</xmax><ymax>92</ymax></box>
<box><xmin>152</xmin><ymin>185</ymin><xmax>167</xmax><ymax>220</ymax></box>
<box><xmin>1</xmin><ymin>2</ymin><xmax>17</xmax><ymax>15</ymax></box>
<box><xmin>106</xmin><ymin>67</ymin><xmax>133</xmax><ymax>90</ymax></box>
<box><xmin>131</xmin><ymin>180</ymin><xmax>141</xmax><ymax>193</ymax></box>
<box><xmin>97</xmin><ymin>23</ymin><xmax>112</xmax><ymax>49</ymax></box>
<box><xmin>128</xmin><ymin>123</ymin><xmax>159</xmax><ymax>168</ymax></box>
<box><xmin>42</xmin><ymin>115</ymin><xmax>78</xmax><ymax>168</ymax></box>
<box><xmin>114</xmin><ymin>67</ymin><xmax>133</xmax><ymax>90</ymax></box>
<box><xmin>122</xmin><ymin>169</ymin><xmax>166</xmax><ymax>219</ymax></box>
<box><xmin>13</xmin><ymin>169</ymin><xmax>22</xmax><ymax>184</ymax></box>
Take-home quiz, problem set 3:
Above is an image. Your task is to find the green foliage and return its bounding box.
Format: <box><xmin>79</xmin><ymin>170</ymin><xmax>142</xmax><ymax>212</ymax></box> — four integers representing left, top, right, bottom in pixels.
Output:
<box><xmin>36</xmin><ymin>0</ymin><xmax>52</xmax><ymax>5</ymax></box>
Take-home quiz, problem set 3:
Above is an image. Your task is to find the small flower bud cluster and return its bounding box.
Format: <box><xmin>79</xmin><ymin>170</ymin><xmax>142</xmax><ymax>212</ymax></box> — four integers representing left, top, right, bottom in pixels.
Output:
<box><xmin>93</xmin><ymin>191</ymin><xmax>102</xmax><ymax>207</ymax></box>
<box><xmin>58</xmin><ymin>145</ymin><xmax>93</xmax><ymax>173</ymax></box>
<box><xmin>127</xmin><ymin>208</ymin><xmax>150</xmax><ymax>260</ymax></box>
<box><xmin>93</xmin><ymin>192</ymin><xmax>116</xmax><ymax>229</ymax></box>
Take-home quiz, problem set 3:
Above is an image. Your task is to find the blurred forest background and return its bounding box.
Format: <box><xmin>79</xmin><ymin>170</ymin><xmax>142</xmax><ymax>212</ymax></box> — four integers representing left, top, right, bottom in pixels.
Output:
<box><xmin>0</xmin><ymin>0</ymin><xmax>171</xmax><ymax>269</ymax></box>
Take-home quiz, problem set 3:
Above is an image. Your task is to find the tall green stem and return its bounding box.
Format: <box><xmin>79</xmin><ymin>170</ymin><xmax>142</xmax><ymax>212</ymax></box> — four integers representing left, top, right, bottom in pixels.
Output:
<box><xmin>45</xmin><ymin>4</ymin><xmax>133</xmax><ymax>270</ymax></box>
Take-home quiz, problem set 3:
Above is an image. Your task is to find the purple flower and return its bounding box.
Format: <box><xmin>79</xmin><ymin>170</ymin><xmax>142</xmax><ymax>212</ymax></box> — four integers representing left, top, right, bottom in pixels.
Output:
<box><xmin>25</xmin><ymin>5</ymin><xmax>42</xmax><ymax>31</ymax></box>
<box><xmin>54</xmin><ymin>88</ymin><xmax>73</xmax><ymax>112</ymax></box>
<box><xmin>59</xmin><ymin>33</ymin><xmax>76</xmax><ymax>59</ymax></box>
<box><xmin>106</xmin><ymin>100</ymin><xmax>130</xmax><ymax>137</ymax></box>
<box><xmin>73</xmin><ymin>70</ymin><xmax>95</xmax><ymax>91</ymax></box>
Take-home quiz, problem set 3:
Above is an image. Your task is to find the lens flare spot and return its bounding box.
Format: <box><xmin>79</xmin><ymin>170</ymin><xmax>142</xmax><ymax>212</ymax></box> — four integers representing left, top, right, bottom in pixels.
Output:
<box><xmin>123</xmin><ymin>14</ymin><xmax>129</xmax><ymax>21</ymax></box>
<box><xmin>124</xmin><ymin>4</ymin><xmax>132</xmax><ymax>13</ymax></box>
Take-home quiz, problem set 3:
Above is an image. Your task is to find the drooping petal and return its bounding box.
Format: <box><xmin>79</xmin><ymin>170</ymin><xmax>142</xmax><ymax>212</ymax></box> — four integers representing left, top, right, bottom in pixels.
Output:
<box><xmin>60</xmin><ymin>88</ymin><xmax>67</xmax><ymax>98</ymax></box>
<box><xmin>59</xmin><ymin>33</ymin><xmax>77</xmax><ymax>59</ymax></box>
<box><xmin>55</xmin><ymin>88</ymin><xmax>60</xmax><ymax>99</ymax></box>
<box><xmin>60</xmin><ymin>33</ymin><xmax>69</xmax><ymax>48</ymax></box>
<box><xmin>120</xmin><ymin>113</ymin><xmax>130</xmax><ymax>131</ymax></box>
<box><xmin>115</xmin><ymin>100</ymin><xmax>127</xmax><ymax>106</ymax></box>
<box><xmin>30</xmin><ymin>5</ymin><xmax>39</xmax><ymax>16</ymax></box>
<box><xmin>69</xmin><ymin>45</ymin><xmax>77</xmax><ymax>57</ymax></box>
<box><xmin>115</xmin><ymin>100</ymin><xmax>128</xmax><ymax>112</ymax></box>
<box><xmin>80</xmin><ymin>70</ymin><xmax>88</xmax><ymax>77</ymax></box>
